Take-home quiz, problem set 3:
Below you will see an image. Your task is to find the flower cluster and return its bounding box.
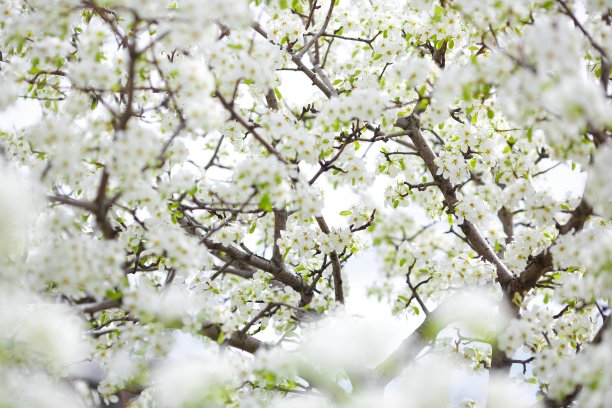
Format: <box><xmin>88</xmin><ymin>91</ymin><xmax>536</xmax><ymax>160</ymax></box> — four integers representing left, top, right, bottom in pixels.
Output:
<box><xmin>31</xmin><ymin>236</ymin><xmax>125</xmax><ymax>300</ymax></box>
<box><xmin>585</xmin><ymin>144</ymin><xmax>612</xmax><ymax>218</ymax></box>
<box><xmin>228</xmin><ymin>156</ymin><xmax>292</xmax><ymax>208</ymax></box>
<box><xmin>435</xmin><ymin>149</ymin><xmax>470</xmax><ymax>185</ymax></box>
<box><xmin>259</xmin><ymin>111</ymin><xmax>318</xmax><ymax>164</ymax></box>
<box><xmin>504</xmin><ymin>227</ymin><xmax>556</xmax><ymax>273</ymax></box>
<box><xmin>317</xmin><ymin>89</ymin><xmax>386</xmax><ymax>130</ymax></box>
<box><xmin>454</xmin><ymin>193</ymin><xmax>493</xmax><ymax>226</ymax></box>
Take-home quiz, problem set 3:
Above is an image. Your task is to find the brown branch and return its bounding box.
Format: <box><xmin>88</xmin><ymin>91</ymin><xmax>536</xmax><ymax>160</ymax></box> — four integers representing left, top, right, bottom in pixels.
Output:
<box><xmin>216</xmin><ymin>92</ymin><xmax>287</xmax><ymax>163</ymax></box>
<box><xmin>556</xmin><ymin>0</ymin><xmax>609</xmax><ymax>59</ymax></box>
<box><xmin>178</xmin><ymin>211</ymin><xmax>312</xmax><ymax>303</ymax></box>
<box><xmin>376</xmin><ymin>293</ymin><xmax>461</xmax><ymax>382</ymax></box>
<box><xmin>82</xmin><ymin>295</ymin><xmax>269</xmax><ymax>354</ymax></box>
<box><xmin>238</xmin><ymin>303</ymin><xmax>280</xmax><ymax>336</ymax></box>
<box><xmin>117</xmin><ymin>40</ymin><xmax>138</xmax><ymax>131</ymax></box>
<box><xmin>204</xmin><ymin>239</ymin><xmax>305</xmax><ymax>293</ymax></box>
<box><xmin>48</xmin><ymin>194</ymin><xmax>96</xmax><ymax>212</ymax></box>
<box><xmin>296</xmin><ymin>0</ymin><xmax>336</xmax><ymax>59</ymax></box>
<box><xmin>556</xmin><ymin>199</ymin><xmax>593</xmax><ymax>235</ymax></box>
<box><xmin>222</xmin><ymin>266</ymin><xmax>256</xmax><ymax>279</ymax></box>
<box><xmin>592</xmin><ymin>313</ymin><xmax>610</xmax><ymax>345</ymax></box>
<box><xmin>80</xmin><ymin>298</ymin><xmax>122</xmax><ymax>314</ymax></box>
<box><xmin>515</xmin><ymin>198</ymin><xmax>593</xmax><ymax>292</ymax></box>
<box><xmin>406</xmin><ymin>260</ymin><xmax>430</xmax><ymax>315</ymax></box>
<box><xmin>252</xmin><ymin>23</ymin><xmax>337</xmax><ymax>98</ymax></box>
<box><xmin>265</xmin><ymin>88</ymin><xmax>280</xmax><ymax>111</ymax></box>
<box><xmin>48</xmin><ymin>170</ymin><xmax>118</xmax><ymax>239</ymax></box>
<box><xmin>395</xmin><ymin>115</ymin><xmax>514</xmax><ymax>287</ymax></box>
<box><xmin>315</xmin><ymin>216</ymin><xmax>344</xmax><ymax>303</ymax></box>
<box><xmin>263</xmin><ymin>87</ymin><xmax>290</xmax><ymax>269</ymax></box>
<box><xmin>209</xmin><ymin>259</ymin><xmax>237</xmax><ymax>281</ymax></box>
<box><xmin>497</xmin><ymin>206</ymin><xmax>514</xmax><ymax>257</ymax></box>
<box><xmin>201</xmin><ymin>322</ymin><xmax>270</xmax><ymax>354</ymax></box>
<box><xmin>272</xmin><ymin>209</ymin><xmax>288</xmax><ymax>265</ymax></box>
<box><xmin>322</xmin><ymin>31</ymin><xmax>380</xmax><ymax>49</ymax></box>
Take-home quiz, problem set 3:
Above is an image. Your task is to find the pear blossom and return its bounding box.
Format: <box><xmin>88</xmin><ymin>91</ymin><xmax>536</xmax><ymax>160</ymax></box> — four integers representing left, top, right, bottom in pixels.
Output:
<box><xmin>0</xmin><ymin>0</ymin><xmax>610</xmax><ymax>406</ymax></box>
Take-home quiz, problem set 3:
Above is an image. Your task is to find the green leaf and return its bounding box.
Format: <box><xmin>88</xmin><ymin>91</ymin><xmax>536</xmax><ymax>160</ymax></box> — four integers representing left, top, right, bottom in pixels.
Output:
<box><xmin>339</xmin><ymin>210</ymin><xmax>352</xmax><ymax>216</ymax></box>
<box><xmin>332</xmin><ymin>119</ymin><xmax>340</xmax><ymax>132</ymax></box>
<box><xmin>105</xmin><ymin>289</ymin><xmax>123</xmax><ymax>300</ymax></box>
<box><xmin>259</xmin><ymin>193</ymin><xmax>273</xmax><ymax>212</ymax></box>
<box><xmin>280</xmin><ymin>0</ymin><xmax>288</xmax><ymax>9</ymax></box>
<box><xmin>399</xmin><ymin>158</ymin><xmax>406</xmax><ymax>171</ymax></box>
<box><xmin>274</xmin><ymin>87</ymin><xmax>282</xmax><ymax>101</ymax></box>
<box><xmin>186</xmin><ymin>185</ymin><xmax>198</xmax><ymax>196</ymax></box>
<box><xmin>399</xmin><ymin>258</ymin><xmax>407</xmax><ymax>267</ymax></box>
<box><xmin>417</xmin><ymin>98</ymin><xmax>429</xmax><ymax>110</ymax></box>
<box><xmin>487</xmin><ymin>107</ymin><xmax>495</xmax><ymax>119</ymax></box>
<box><xmin>292</xmin><ymin>0</ymin><xmax>304</xmax><ymax>12</ymax></box>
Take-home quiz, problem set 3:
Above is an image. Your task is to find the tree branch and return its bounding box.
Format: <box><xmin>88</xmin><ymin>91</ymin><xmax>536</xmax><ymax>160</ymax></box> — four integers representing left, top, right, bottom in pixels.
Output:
<box><xmin>296</xmin><ymin>0</ymin><xmax>336</xmax><ymax>59</ymax></box>
<box><xmin>315</xmin><ymin>215</ymin><xmax>344</xmax><ymax>303</ymax></box>
<box><xmin>252</xmin><ymin>23</ymin><xmax>337</xmax><ymax>98</ymax></box>
<box><xmin>395</xmin><ymin>115</ymin><xmax>514</xmax><ymax>287</ymax></box>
